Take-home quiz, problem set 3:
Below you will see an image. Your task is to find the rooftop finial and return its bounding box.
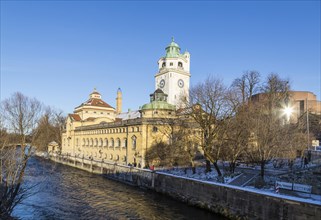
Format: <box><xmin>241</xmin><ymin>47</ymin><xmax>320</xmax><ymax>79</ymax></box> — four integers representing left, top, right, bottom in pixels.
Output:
<box><xmin>94</xmin><ymin>87</ymin><xmax>97</xmax><ymax>91</ymax></box>
<box><xmin>171</xmin><ymin>36</ymin><xmax>175</xmax><ymax>42</ymax></box>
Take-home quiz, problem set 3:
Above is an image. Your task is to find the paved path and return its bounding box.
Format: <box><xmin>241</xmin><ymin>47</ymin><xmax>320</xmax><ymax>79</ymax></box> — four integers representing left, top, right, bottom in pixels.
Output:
<box><xmin>228</xmin><ymin>172</ymin><xmax>257</xmax><ymax>186</ymax></box>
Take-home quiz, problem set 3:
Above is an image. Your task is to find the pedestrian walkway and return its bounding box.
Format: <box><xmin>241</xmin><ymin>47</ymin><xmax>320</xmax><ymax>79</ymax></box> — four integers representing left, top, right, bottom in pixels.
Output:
<box><xmin>228</xmin><ymin>173</ymin><xmax>257</xmax><ymax>187</ymax></box>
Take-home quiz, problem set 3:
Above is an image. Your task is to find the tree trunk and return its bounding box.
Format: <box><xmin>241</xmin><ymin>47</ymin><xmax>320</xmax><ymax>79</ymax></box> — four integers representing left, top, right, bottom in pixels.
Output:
<box><xmin>260</xmin><ymin>160</ymin><xmax>265</xmax><ymax>178</ymax></box>
<box><xmin>205</xmin><ymin>160</ymin><xmax>211</xmax><ymax>173</ymax></box>
<box><xmin>213</xmin><ymin>162</ymin><xmax>222</xmax><ymax>176</ymax></box>
<box><xmin>191</xmin><ymin>161</ymin><xmax>196</xmax><ymax>174</ymax></box>
<box><xmin>229</xmin><ymin>162</ymin><xmax>236</xmax><ymax>173</ymax></box>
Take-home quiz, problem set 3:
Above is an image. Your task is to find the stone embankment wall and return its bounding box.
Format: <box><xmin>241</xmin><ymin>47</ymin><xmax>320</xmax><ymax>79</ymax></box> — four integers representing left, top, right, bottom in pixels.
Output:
<box><xmin>50</xmin><ymin>154</ymin><xmax>321</xmax><ymax>220</ymax></box>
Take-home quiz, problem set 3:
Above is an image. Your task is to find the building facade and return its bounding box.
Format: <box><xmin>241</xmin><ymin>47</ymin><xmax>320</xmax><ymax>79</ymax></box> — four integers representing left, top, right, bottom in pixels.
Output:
<box><xmin>57</xmin><ymin>39</ymin><xmax>190</xmax><ymax>167</ymax></box>
<box><xmin>155</xmin><ymin>38</ymin><xmax>190</xmax><ymax>108</ymax></box>
<box><xmin>252</xmin><ymin>91</ymin><xmax>321</xmax><ymax>123</ymax></box>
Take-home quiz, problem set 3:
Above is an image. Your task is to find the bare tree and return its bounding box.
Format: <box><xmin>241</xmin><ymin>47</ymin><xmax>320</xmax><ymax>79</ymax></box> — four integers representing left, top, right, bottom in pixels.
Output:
<box><xmin>231</xmin><ymin>70</ymin><xmax>260</xmax><ymax>104</ymax></box>
<box><xmin>188</xmin><ymin>76</ymin><xmax>233</xmax><ymax>176</ymax></box>
<box><xmin>221</xmin><ymin>105</ymin><xmax>252</xmax><ymax>173</ymax></box>
<box><xmin>0</xmin><ymin>92</ymin><xmax>43</xmax><ymax>218</ymax></box>
<box><xmin>52</xmin><ymin>110</ymin><xmax>65</xmax><ymax>147</ymax></box>
<box><xmin>33</xmin><ymin>107</ymin><xmax>65</xmax><ymax>152</ymax></box>
<box><xmin>146</xmin><ymin>117</ymin><xmax>198</xmax><ymax>172</ymax></box>
<box><xmin>246</xmin><ymin>73</ymin><xmax>292</xmax><ymax>178</ymax></box>
<box><xmin>261</xmin><ymin>73</ymin><xmax>290</xmax><ymax>111</ymax></box>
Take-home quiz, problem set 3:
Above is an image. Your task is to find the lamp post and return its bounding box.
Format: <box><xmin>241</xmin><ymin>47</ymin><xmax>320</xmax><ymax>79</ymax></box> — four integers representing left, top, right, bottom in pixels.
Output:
<box><xmin>283</xmin><ymin>106</ymin><xmax>293</xmax><ymax>123</ymax></box>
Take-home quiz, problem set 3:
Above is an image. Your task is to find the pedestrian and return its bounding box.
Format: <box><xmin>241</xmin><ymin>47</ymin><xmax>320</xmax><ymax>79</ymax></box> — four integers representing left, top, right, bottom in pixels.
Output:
<box><xmin>308</xmin><ymin>150</ymin><xmax>312</xmax><ymax>162</ymax></box>
<box><xmin>304</xmin><ymin>157</ymin><xmax>308</xmax><ymax>168</ymax></box>
<box><xmin>150</xmin><ymin>165</ymin><xmax>155</xmax><ymax>171</ymax></box>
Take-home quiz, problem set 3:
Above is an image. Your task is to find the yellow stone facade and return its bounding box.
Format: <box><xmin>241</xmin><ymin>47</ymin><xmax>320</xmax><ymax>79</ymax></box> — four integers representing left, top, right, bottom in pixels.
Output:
<box><xmin>60</xmin><ymin>88</ymin><xmax>181</xmax><ymax>168</ymax></box>
<box><xmin>58</xmin><ymin>39</ymin><xmax>195</xmax><ymax>167</ymax></box>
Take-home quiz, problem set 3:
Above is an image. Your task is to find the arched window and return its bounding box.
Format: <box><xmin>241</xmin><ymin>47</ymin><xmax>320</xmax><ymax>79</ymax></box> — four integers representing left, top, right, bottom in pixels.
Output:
<box><xmin>162</xmin><ymin>62</ymin><xmax>166</xmax><ymax>67</ymax></box>
<box><xmin>116</xmin><ymin>155</ymin><xmax>119</xmax><ymax>161</ymax></box>
<box><xmin>178</xmin><ymin>62</ymin><xmax>183</xmax><ymax>68</ymax></box>
<box><xmin>110</xmin><ymin>154</ymin><xmax>113</xmax><ymax>160</ymax></box>
<box><xmin>95</xmin><ymin>138</ymin><xmax>98</xmax><ymax>147</ymax></box>
<box><xmin>116</xmin><ymin>138</ymin><xmax>120</xmax><ymax>147</ymax></box>
<box><xmin>110</xmin><ymin>138</ymin><xmax>114</xmax><ymax>147</ymax></box>
<box><xmin>122</xmin><ymin>138</ymin><xmax>127</xmax><ymax>148</ymax></box>
<box><xmin>86</xmin><ymin>138</ymin><xmax>89</xmax><ymax>146</ymax></box>
<box><xmin>104</xmin><ymin>138</ymin><xmax>108</xmax><ymax>147</ymax></box>
<box><xmin>131</xmin><ymin>135</ymin><xmax>137</xmax><ymax>149</ymax></box>
<box><xmin>90</xmin><ymin>138</ymin><xmax>93</xmax><ymax>146</ymax></box>
<box><xmin>153</xmin><ymin>126</ymin><xmax>158</xmax><ymax>132</ymax></box>
<box><xmin>99</xmin><ymin>138</ymin><xmax>103</xmax><ymax>147</ymax></box>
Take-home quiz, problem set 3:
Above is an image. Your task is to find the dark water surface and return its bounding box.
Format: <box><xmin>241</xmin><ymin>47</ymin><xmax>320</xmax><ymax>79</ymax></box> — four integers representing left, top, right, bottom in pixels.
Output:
<box><xmin>13</xmin><ymin>157</ymin><xmax>226</xmax><ymax>220</ymax></box>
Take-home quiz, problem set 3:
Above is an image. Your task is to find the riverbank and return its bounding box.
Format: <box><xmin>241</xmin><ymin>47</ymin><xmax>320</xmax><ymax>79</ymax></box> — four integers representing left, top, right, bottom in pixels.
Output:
<box><xmin>14</xmin><ymin>156</ymin><xmax>221</xmax><ymax>219</ymax></box>
<box><xmin>49</xmin><ymin>153</ymin><xmax>321</xmax><ymax>219</ymax></box>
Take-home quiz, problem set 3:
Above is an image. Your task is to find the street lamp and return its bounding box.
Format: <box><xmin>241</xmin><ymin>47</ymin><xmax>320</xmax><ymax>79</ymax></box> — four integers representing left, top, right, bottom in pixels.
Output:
<box><xmin>282</xmin><ymin>106</ymin><xmax>293</xmax><ymax>122</ymax></box>
<box><xmin>281</xmin><ymin>104</ymin><xmax>294</xmax><ymax>124</ymax></box>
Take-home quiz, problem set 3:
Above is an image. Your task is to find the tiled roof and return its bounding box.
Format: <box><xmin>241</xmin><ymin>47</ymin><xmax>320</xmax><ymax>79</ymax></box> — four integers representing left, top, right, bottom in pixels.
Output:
<box><xmin>76</xmin><ymin>98</ymin><xmax>114</xmax><ymax>109</ymax></box>
<box><xmin>69</xmin><ymin>114</ymin><xmax>81</xmax><ymax>121</ymax></box>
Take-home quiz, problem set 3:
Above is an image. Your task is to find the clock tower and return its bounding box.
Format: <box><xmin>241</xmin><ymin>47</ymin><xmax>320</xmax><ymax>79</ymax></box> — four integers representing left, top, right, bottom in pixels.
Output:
<box><xmin>155</xmin><ymin>38</ymin><xmax>191</xmax><ymax>108</ymax></box>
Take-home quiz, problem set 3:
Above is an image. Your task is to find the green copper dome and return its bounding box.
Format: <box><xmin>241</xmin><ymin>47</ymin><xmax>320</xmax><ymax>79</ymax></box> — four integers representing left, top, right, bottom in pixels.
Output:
<box><xmin>141</xmin><ymin>89</ymin><xmax>176</xmax><ymax>110</ymax></box>
<box><xmin>141</xmin><ymin>101</ymin><xmax>176</xmax><ymax>111</ymax></box>
<box><xmin>165</xmin><ymin>37</ymin><xmax>181</xmax><ymax>58</ymax></box>
<box><xmin>167</xmin><ymin>38</ymin><xmax>180</xmax><ymax>48</ymax></box>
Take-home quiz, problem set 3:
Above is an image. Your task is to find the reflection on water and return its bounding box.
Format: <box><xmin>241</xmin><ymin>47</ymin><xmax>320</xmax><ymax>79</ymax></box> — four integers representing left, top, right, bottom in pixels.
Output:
<box><xmin>13</xmin><ymin>157</ymin><xmax>226</xmax><ymax>220</ymax></box>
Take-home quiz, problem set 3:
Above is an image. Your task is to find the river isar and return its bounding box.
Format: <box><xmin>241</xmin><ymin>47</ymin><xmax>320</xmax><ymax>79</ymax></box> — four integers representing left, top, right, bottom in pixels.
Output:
<box><xmin>13</xmin><ymin>157</ymin><xmax>226</xmax><ymax>220</ymax></box>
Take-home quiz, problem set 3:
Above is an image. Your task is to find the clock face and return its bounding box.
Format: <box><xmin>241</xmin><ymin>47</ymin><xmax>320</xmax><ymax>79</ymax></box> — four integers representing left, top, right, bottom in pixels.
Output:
<box><xmin>159</xmin><ymin>79</ymin><xmax>165</xmax><ymax>88</ymax></box>
<box><xmin>178</xmin><ymin>79</ymin><xmax>184</xmax><ymax>88</ymax></box>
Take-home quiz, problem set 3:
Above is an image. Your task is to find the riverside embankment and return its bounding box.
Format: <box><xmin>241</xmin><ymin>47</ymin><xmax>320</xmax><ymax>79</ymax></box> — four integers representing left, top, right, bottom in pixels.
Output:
<box><xmin>50</xmin><ymin>154</ymin><xmax>321</xmax><ymax>220</ymax></box>
<box><xmin>14</xmin><ymin>156</ymin><xmax>223</xmax><ymax>219</ymax></box>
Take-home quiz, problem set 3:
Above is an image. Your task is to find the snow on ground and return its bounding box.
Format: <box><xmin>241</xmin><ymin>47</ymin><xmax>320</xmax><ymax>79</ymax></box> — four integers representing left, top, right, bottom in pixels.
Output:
<box><xmin>157</xmin><ymin>168</ymin><xmax>321</xmax><ymax>205</ymax></box>
<box><xmin>157</xmin><ymin>166</ymin><xmax>240</xmax><ymax>184</ymax></box>
<box><xmin>155</xmin><ymin>159</ymin><xmax>321</xmax><ymax>204</ymax></box>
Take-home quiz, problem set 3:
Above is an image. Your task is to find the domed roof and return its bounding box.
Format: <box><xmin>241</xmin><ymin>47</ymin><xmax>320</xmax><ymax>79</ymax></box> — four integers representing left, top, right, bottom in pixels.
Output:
<box><xmin>141</xmin><ymin>89</ymin><xmax>175</xmax><ymax>111</ymax></box>
<box><xmin>165</xmin><ymin>37</ymin><xmax>181</xmax><ymax>58</ymax></box>
<box><xmin>166</xmin><ymin>37</ymin><xmax>180</xmax><ymax>49</ymax></box>
<box><xmin>154</xmin><ymin>88</ymin><xmax>164</xmax><ymax>94</ymax></box>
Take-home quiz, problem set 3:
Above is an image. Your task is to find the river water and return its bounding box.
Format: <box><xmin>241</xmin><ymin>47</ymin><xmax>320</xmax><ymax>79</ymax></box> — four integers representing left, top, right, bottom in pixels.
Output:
<box><xmin>13</xmin><ymin>157</ymin><xmax>226</xmax><ymax>220</ymax></box>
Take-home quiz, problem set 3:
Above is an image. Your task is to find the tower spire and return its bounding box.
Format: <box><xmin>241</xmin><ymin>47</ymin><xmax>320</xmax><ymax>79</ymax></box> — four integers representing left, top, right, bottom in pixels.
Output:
<box><xmin>116</xmin><ymin>88</ymin><xmax>122</xmax><ymax>114</ymax></box>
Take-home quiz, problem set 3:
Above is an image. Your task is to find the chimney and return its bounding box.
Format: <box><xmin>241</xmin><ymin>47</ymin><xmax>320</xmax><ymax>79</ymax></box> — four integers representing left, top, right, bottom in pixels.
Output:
<box><xmin>116</xmin><ymin>88</ymin><xmax>122</xmax><ymax>114</ymax></box>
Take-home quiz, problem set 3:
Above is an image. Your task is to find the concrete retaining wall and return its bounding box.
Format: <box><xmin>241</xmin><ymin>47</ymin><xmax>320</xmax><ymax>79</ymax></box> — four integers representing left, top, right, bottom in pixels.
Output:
<box><xmin>49</xmin><ymin>154</ymin><xmax>321</xmax><ymax>220</ymax></box>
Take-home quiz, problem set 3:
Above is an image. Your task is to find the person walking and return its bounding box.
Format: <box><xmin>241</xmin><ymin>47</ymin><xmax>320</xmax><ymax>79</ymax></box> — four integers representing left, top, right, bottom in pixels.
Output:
<box><xmin>304</xmin><ymin>157</ymin><xmax>308</xmax><ymax>168</ymax></box>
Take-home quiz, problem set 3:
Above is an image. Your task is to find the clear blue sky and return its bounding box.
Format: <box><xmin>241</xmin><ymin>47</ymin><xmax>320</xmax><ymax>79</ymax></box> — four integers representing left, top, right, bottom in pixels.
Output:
<box><xmin>1</xmin><ymin>1</ymin><xmax>320</xmax><ymax>115</ymax></box>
